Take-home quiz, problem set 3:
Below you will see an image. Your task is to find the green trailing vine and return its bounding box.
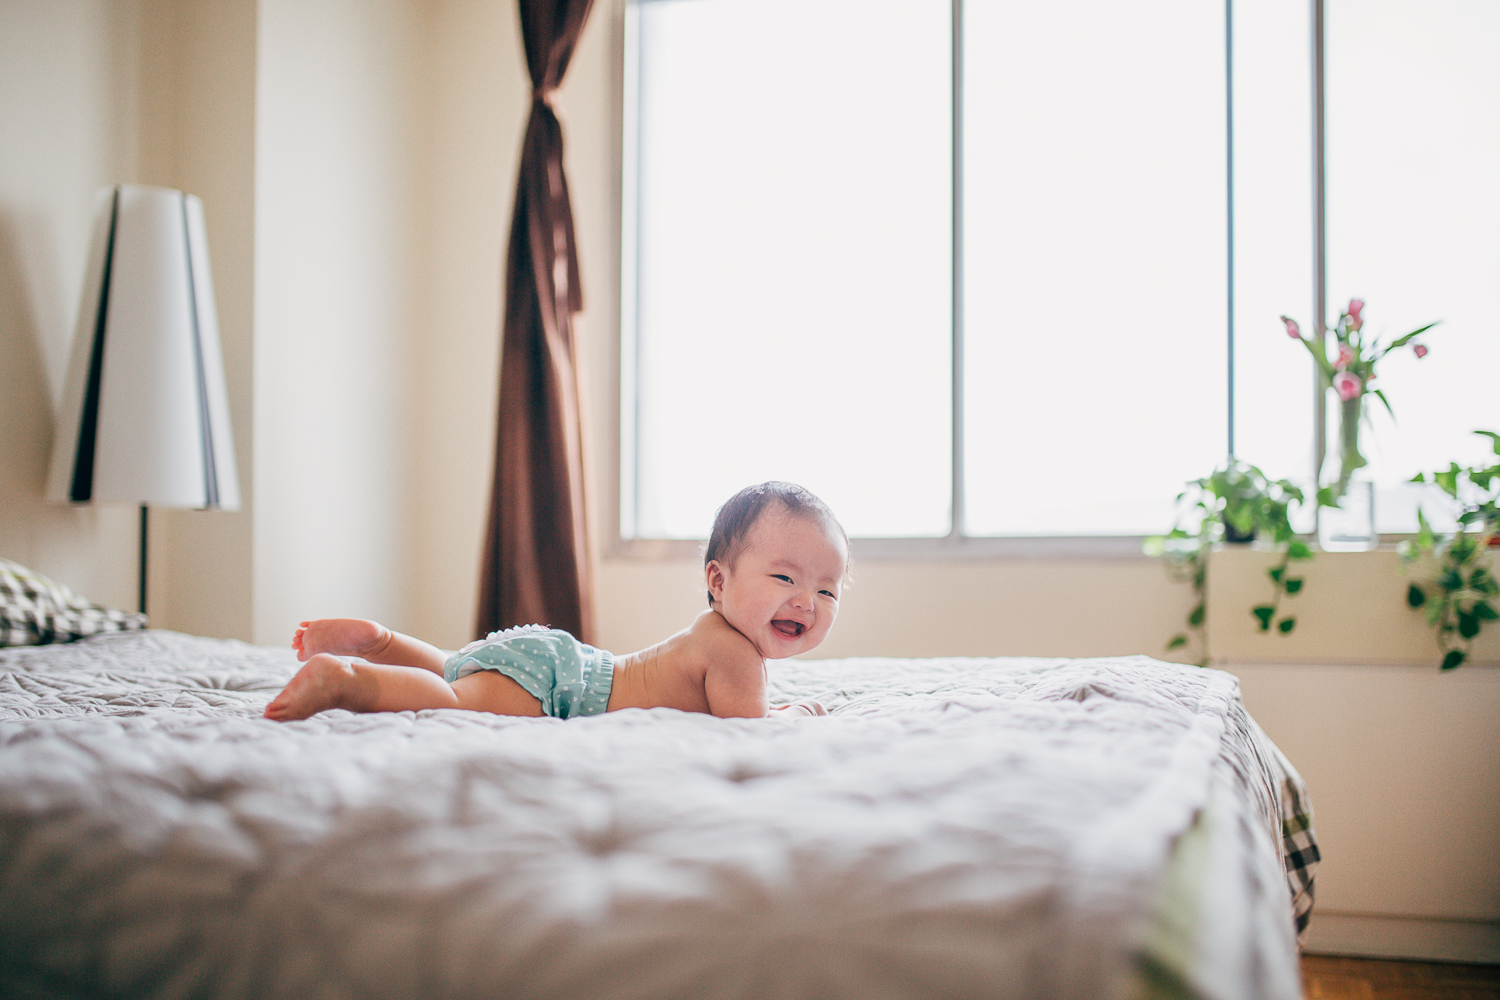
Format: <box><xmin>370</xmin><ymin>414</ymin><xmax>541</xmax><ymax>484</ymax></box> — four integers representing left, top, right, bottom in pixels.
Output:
<box><xmin>1400</xmin><ymin>431</ymin><xmax>1500</xmax><ymax>670</ymax></box>
<box><xmin>1146</xmin><ymin>461</ymin><xmax>1313</xmax><ymax>666</ymax></box>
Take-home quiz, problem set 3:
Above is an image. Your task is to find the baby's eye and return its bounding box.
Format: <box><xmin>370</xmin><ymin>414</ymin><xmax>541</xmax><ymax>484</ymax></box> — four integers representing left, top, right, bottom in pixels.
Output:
<box><xmin>773</xmin><ymin>574</ymin><xmax>793</xmax><ymax>583</ymax></box>
<box><xmin>819</xmin><ymin>590</ymin><xmax>837</xmax><ymax>599</ymax></box>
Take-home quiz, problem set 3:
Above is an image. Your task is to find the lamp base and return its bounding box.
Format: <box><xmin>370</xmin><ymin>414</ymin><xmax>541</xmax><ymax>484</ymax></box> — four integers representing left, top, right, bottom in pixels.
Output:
<box><xmin>138</xmin><ymin>504</ymin><xmax>148</xmax><ymax>616</ymax></box>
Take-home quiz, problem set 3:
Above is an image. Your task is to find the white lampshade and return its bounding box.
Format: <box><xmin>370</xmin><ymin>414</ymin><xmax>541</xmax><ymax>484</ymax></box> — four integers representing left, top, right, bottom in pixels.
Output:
<box><xmin>48</xmin><ymin>185</ymin><xmax>240</xmax><ymax>510</ymax></box>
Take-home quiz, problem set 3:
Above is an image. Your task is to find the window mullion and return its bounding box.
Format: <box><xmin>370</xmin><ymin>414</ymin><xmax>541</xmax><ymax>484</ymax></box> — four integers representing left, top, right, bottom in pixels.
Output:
<box><xmin>1226</xmin><ymin>0</ymin><xmax>1236</xmax><ymax>459</ymax></box>
<box><xmin>950</xmin><ymin>0</ymin><xmax>965</xmax><ymax>542</ymax></box>
<box><xmin>1310</xmin><ymin>0</ymin><xmax>1327</xmax><ymax>484</ymax></box>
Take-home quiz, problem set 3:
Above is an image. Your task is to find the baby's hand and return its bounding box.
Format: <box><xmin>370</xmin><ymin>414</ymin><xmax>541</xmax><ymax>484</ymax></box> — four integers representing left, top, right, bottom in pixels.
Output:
<box><xmin>771</xmin><ymin>700</ymin><xmax>826</xmax><ymax>717</ymax></box>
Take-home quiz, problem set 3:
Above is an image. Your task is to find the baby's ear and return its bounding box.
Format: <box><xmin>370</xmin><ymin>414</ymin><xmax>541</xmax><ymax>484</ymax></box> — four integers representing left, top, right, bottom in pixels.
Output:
<box><xmin>705</xmin><ymin>560</ymin><xmax>728</xmax><ymax>603</ymax></box>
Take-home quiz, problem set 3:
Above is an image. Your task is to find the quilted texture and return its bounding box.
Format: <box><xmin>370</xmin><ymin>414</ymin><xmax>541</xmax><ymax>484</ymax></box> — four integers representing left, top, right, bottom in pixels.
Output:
<box><xmin>0</xmin><ymin>632</ymin><xmax>1312</xmax><ymax>1000</ymax></box>
<box><xmin>0</xmin><ymin>558</ymin><xmax>147</xmax><ymax>647</ymax></box>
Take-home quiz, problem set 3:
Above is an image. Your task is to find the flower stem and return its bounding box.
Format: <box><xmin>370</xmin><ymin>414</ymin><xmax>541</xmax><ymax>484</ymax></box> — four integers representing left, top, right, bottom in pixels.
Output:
<box><xmin>1335</xmin><ymin>394</ymin><xmax>1366</xmax><ymax>498</ymax></box>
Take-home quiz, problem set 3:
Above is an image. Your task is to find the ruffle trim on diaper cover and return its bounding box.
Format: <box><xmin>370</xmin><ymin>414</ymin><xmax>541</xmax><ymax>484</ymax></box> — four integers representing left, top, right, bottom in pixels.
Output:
<box><xmin>452</xmin><ymin>624</ymin><xmax>554</xmax><ymax>660</ymax></box>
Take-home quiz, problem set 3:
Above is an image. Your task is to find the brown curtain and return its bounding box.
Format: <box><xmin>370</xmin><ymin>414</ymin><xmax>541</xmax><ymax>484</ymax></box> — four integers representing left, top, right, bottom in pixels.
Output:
<box><xmin>475</xmin><ymin>0</ymin><xmax>598</xmax><ymax>642</ymax></box>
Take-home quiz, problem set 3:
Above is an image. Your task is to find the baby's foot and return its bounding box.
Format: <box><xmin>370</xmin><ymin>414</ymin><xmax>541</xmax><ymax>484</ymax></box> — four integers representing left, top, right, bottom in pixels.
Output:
<box><xmin>293</xmin><ymin>619</ymin><xmax>390</xmax><ymax>662</ymax></box>
<box><xmin>263</xmin><ymin>654</ymin><xmax>355</xmax><ymax>721</ymax></box>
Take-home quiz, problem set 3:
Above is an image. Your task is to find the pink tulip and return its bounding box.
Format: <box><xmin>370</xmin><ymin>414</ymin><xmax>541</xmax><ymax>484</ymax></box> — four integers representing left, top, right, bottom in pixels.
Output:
<box><xmin>1414</xmin><ymin>343</ymin><xmax>1429</xmax><ymax>359</ymax></box>
<box><xmin>1347</xmin><ymin>298</ymin><xmax>1365</xmax><ymax>331</ymax></box>
<box><xmin>1333</xmin><ymin>370</ymin><xmax>1362</xmax><ymax>401</ymax></box>
<box><xmin>1336</xmin><ymin>344</ymin><xmax>1354</xmax><ymax>369</ymax></box>
<box><xmin>1281</xmin><ymin>316</ymin><xmax>1301</xmax><ymax>339</ymax></box>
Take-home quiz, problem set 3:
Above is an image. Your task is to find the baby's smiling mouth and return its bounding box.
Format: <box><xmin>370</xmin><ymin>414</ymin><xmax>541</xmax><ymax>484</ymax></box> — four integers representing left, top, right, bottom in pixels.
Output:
<box><xmin>772</xmin><ymin>620</ymin><xmax>806</xmax><ymax>638</ymax></box>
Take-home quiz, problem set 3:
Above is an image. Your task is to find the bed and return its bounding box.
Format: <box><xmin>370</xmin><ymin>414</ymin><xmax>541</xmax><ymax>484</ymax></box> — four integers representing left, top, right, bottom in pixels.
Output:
<box><xmin>0</xmin><ymin>629</ymin><xmax>1317</xmax><ymax>1000</ymax></box>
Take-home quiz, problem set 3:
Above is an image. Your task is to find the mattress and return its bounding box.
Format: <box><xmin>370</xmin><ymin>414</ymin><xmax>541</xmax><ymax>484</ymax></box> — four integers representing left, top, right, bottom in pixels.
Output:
<box><xmin>0</xmin><ymin>630</ymin><xmax>1316</xmax><ymax>1000</ymax></box>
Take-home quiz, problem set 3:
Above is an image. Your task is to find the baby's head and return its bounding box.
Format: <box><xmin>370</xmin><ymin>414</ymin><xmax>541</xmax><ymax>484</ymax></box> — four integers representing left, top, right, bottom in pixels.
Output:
<box><xmin>704</xmin><ymin>482</ymin><xmax>849</xmax><ymax>658</ymax></box>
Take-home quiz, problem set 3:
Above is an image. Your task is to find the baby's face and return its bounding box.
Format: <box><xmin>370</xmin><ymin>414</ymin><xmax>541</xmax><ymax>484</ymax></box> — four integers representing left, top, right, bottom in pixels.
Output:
<box><xmin>706</xmin><ymin>509</ymin><xmax>847</xmax><ymax>660</ymax></box>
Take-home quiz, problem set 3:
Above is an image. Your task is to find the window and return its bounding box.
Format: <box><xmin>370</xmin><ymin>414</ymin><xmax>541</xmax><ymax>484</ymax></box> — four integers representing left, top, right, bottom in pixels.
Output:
<box><xmin>621</xmin><ymin>0</ymin><xmax>1498</xmax><ymax>542</ymax></box>
<box><xmin>1324</xmin><ymin>0</ymin><xmax>1500</xmax><ymax>532</ymax></box>
<box><xmin>624</xmin><ymin>0</ymin><xmax>951</xmax><ymax>540</ymax></box>
<box><xmin>961</xmin><ymin>1</ymin><xmax>1231</xmax><ymax>537</ymax></box>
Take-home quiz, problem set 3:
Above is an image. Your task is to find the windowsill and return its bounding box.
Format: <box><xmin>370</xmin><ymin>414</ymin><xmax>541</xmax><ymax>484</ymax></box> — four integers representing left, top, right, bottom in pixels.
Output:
<box><xmin>610</xmin><ymin>534</ymin><xmax>1160</xmax><ymax>562</ymax></box>
<box><xmin>1205</xmin><ymin>545</ymin><xmax>1499</xmax><ymax>667</ymax></box>
<box><xmin>607</xmin><ymin>533</ymin><xmax>1469</xmax><ymax>563</ymax></box>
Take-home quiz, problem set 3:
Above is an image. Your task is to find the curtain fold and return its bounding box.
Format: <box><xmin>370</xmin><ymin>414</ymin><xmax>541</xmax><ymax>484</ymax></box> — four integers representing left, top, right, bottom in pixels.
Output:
<box><xmin>476</xmin><ymin>0</ymin><xmax>598</xmax><ymax>642</ymax></box>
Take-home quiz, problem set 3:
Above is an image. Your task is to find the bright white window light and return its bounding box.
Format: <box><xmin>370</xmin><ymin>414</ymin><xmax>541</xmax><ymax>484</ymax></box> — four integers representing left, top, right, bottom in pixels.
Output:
<box><xmin>1230</xmin><ymin>0</ymin><xmax>1315</xmax><ymax>513</ymax></box>
<box><xmin>1325</xmin><ymin>0</ymin><xmax>1500</xmax><ymax>533</ymax></box>
<box><xmin>625</xmin><ymin>0</ymin><xmax>1495</xmax><ymax>544</ymax></box>
<box><xmin>962</xmin><ymin>0</ymin><xmax>1229</xmax><ymax>536</ymax></box>
<box><xmin>626</xmin><ymin>0</ymin><xmax>952</xmax><ymax>539</ymax></box>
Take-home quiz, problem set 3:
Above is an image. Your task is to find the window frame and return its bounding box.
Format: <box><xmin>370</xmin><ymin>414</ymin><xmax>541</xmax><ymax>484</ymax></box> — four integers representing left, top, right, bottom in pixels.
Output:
<box><xmin>610</xmin><ymin>0</ymin><xmax>1337</xmax><ymax>559</ymax></box>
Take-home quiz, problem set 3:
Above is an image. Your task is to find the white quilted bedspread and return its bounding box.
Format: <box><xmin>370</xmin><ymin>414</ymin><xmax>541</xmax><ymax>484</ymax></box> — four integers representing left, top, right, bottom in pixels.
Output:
<box><xmin>0</xmin><ymin>631</ymin><xmax>1297</xmax><ymax>1000</ymax></box>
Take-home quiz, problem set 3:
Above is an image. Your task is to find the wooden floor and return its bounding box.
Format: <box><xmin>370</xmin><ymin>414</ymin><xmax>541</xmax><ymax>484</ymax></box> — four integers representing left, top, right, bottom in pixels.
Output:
<box><xmin>1303</xmin><ymin>955</ymin><xmax>1500</xmax><ymax>999</ymax></box>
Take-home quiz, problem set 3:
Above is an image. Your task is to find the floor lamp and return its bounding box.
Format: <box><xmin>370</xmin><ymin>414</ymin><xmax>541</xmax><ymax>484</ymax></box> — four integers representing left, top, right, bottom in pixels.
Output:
<box><xmin>47</xmin><ymin>185</ymin><xmax>241</xmax><ymax>616</ymax></box>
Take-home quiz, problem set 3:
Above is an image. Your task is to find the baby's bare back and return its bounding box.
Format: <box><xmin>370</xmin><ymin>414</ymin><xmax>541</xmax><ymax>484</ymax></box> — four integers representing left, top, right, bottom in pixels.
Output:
<box><xmin>607</xmin><ymin>610</ymin><xmax>768</xmax><ymax>717</ymax></box>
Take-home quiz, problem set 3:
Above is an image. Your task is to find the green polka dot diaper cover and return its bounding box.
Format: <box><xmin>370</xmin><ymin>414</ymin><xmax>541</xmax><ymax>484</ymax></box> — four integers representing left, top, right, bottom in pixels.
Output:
<box><xmin>444</xmin><ymin>625</ymin><xmax>614</xmax><ymax>719</ymax></box>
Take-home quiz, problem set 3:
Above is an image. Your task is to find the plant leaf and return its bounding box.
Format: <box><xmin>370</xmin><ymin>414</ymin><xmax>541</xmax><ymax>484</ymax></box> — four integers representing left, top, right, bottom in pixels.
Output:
<box><xmin>1167</xmin><ymin>634</ymin><xmax>1188</xmax><ymax>650</ymax></box>
<box><xmin>1441</xmin><ymin>650</ymin><xmax>1466</xmax><ymax>670</ymax></box>
<box><xmin>1284</xmin><ymin>577</ymin><xmax>1304</xmax><ymax>594</ymax></box>
<box><xmin>1458</xmin><ymin>609</ymin><xmax>1480</xmax><ymax>639</ymax></box>
<box><xmin>1268</xmin><ymin>566</ymin><xmax>1285</xmax><ymax>583</ymax></box>
<box><xmin>1252</xmin><ymin>606</ymin><xmax>1275</xmax><ymax>631</ymax></box>
<box><xmin>1277</xmin><ymin>617</ymin><xmax>1296</xmax><ymax>633</ymax></box>
<box><xmin>1407</xmin><ymin>584</ymin><xmax>1426</xmax><ymax>608</ymax></box>
<box><xmin>1416</xmin><ymin>509</ymin><xmax>1436</xmax><ymax>549</ymax></box>
<box><xmin>1288</xmin><ymin>541</ymin><xmax>1313</xmax><ymax>560</ymax></box>
<box><xmin>1188</xmin><ymin>603</ymin><xmax>1205</xmax><ymax>627</ymax></box>
<box><xmin>1474</xmin><ymin>602</ymin><xmax>1499</xmax><ymax>621</ymax></box>
<box><xmin>1384</xmin><ymin>322</ymin><xmax>1440</xmax><ymax>351</ymax></box>
<box><xmin>1372</xmin><ymin>388</ymin><xmax>1395</xmax><ymax>420</ymax></box>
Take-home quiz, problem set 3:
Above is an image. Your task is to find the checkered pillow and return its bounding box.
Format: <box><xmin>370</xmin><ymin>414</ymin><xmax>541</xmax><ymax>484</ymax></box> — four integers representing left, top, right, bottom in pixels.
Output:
<box><xmin>0</xmin><ymin>558</ymin><xmax>148</xmax><ymax>647</ymax></box>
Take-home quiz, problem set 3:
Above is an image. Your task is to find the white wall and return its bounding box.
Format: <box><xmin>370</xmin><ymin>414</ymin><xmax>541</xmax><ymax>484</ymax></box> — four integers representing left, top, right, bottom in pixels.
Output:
<box><xmin>0</xmin><ymin>0</ymin><xmax>442</xmax><ymax>644</ymax></box>
<box><xmin>406</xmin><ymin>0</ymin><xmax>526</xmax><ymax>648</ymax></box>
<box><xmin>140</xmin><ymin>0</ymin><xmax>258</xmax><ymax>642</ymax></box>
<box><xmin>1211</xmin><ymin>546</ymin><xmax>1499</xmax><ymax>953</ymax></box>
<box><xmin>0</xmin><ymin>0</ymin><xmax>147</xmax><ymax>611</ymax></box>
<box><xmin>251</xmin><ymin>0</ymin><xmax>426</xmax><ymax>643</ymax></box>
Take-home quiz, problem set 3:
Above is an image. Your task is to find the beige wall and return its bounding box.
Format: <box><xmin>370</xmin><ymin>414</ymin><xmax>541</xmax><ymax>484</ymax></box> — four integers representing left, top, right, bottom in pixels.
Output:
<box><xmin>1</xmin><ymin>0</ymin><xmax>146</xmax><ymax>612</ymax></box>
<box><xmin>1</xmin><ymin>0</ymin><xmax>1494</xmax><ymax>955</ymax></box>
<box><xmin>251</xmin><ymin>0</ymin><xmax>427</xmax><ymax>642</ymax></box>
<box><xmin>406</xmin><ymin>0</ymin><xmax>525</xmax><ymax>647</ymax></box>
<box><xmin>140</xmin><ymin>0</ymin><xmax>258</xmax><ymax>641</ymax></box>
<box><xmin>0</xmin><ymin>0</ymin><xmax>447</xmax><ymax>644</ymax></box>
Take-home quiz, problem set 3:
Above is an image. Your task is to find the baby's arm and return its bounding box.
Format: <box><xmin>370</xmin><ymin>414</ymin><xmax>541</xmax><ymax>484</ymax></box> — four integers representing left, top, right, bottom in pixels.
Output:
<box><xmin>693</xmin><ymin>613</ymin><xmax>773</xmax><ymax>718</ymax></box>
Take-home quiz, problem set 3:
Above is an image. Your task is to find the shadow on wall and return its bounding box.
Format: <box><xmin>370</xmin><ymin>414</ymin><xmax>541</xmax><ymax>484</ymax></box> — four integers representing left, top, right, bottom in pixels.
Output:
<box><xmin>0</xmin><ymin>208</ymin><xmax>99</xmax><ymax>570</ymax></box>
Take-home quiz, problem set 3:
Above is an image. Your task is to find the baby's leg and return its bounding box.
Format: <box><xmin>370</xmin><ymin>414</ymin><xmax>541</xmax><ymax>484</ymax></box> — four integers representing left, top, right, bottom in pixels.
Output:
<box><xmin>264</xmin><ymin>653</ymin><xmax>464</xmax><ymax>721</ymax></box>
<box><xmin>294</xmin><ymin>619</ymin><xmax>448</xmax><ymax>674</ymax></box>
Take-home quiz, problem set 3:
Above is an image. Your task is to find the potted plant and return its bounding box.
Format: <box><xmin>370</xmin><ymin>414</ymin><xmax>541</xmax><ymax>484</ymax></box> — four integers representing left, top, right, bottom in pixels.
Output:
<box><xmin>1146</xmin><ymin>461</ymin><xmax>1313</xmax><ymax>666</ymax></box>
<box><xmin>1401</xmin><ymin>431</ymin><xmax>1500</xmax><ymax>669</ymax></box>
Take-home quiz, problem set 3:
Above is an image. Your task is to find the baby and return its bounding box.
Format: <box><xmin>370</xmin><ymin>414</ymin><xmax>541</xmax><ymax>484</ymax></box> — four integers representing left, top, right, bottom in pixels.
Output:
<box><xmin>263</xmin><ymin>482</ymin><xmax>847</xmax><ymax>722</ymax></box>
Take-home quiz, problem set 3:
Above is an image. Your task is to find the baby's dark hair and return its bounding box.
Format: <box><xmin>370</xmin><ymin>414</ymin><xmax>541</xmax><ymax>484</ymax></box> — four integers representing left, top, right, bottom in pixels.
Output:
<box><xmin>704</xmin><ymin>482</ymin><xmax>848</xmax><ymax>607</ymax></box>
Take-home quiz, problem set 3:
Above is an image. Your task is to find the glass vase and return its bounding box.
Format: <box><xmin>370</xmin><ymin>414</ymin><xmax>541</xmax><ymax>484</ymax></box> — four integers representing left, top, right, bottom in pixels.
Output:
<box><xmin>1318</xmin><ymin>392</ymin><xmax>1376</xmax><ymax>551</ymax></box>
<box><xmin>1318</xmin><ymin>477</ymin><xmax>1375</xmax><ymax>551</ymax></box>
